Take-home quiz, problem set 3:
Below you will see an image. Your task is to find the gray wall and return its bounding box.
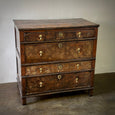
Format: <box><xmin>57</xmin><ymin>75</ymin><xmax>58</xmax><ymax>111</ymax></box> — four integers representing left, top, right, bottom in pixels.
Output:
<box><xmin>0</xmin><ymin>0</ymin><xmax>115</xmax><ymax>83</ymax></box>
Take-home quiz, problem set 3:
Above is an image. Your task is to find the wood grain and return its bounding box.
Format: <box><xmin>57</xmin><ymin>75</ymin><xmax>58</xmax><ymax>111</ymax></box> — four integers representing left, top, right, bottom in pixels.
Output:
<box><xmin>13</xmin><ymin>18</ymin><xmax>99</xmax><ymax>30</ymax></box>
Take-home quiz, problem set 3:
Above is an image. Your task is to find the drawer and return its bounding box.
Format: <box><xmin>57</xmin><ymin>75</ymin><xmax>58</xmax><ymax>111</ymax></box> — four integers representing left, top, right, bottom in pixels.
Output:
<box><xmin>23</xmin><ymin>28</ymin><xmax>96</xmax><ymax>42</ymax></box>
<box><xmin>26</xmin><ymin>72</ymin><xmax>91</xmax><ymax>95</ymax></box>
<box><xmin>22</xmin><ymin>40</ymin><xmax>93</xmax><ymax>63</ymax></box>
<box><xmin>23</xmin><ymin>61</ymin><xmax>92</xmax><ymax>76</ymax></box>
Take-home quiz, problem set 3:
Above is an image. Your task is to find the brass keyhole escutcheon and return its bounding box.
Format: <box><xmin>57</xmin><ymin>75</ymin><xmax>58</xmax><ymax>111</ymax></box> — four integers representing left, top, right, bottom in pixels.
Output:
<box><xmin>76</xmin><ymin>64</ymin><xmax>80</xmax><ymax>69</ymax></box>
<box><xmin>39</xmin><ymin>34</ymin><xmax>42</xmax><ymax>40</ymax></box>
<box><xmin>76</xmin><ymin>77</ymin><xmax>79</xmax><ymax>83</ymax></box>
<box><xmin>39</xmin><ymin>82</ymin><xmax>43</xmax><ymax>87</ymax></box>
<box><xmin>58</xmin><ymin>64</ymin><xmax>63</xmax><ymax>70</ymax></box>
<box><xmin>58</xmin><ymin>43</ymin><xmax>63</xmax><ymax>48</ymax></box>
<box><xmin>77</xmin><ymin>32</ymin><xmax>81</xmax><ymax>38</ymax></box>
<box><xmin>59</xmin><ymin>32</ymin><xmax>64</xmax><ymax>38</ymax></box>
<box><xmin>87</xmin><ymin>32</ymin><xmax>90</xmax><ymax>37</ymax></box>
<box><xmin>57</xmin><ymin>75</ymin><xmax>62</xmax><ymax>80</ymax></box>
<box><xmin>39</xmin><ymin>51</ymin><xmax>43</xmax><ymax>56</ymax></box>
<box><xmin>77</xmin><ymin>48</ymin><xmax>80</xmax><ymax>54</ymax></box>
<box><xmin>39</xmin><ymin>68</ymin><xmax>42</xmax><ymax>73</ymax></box>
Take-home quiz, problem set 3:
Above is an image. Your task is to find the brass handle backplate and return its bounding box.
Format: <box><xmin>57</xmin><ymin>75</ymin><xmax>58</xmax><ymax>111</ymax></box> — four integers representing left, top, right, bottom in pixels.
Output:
<box><xmin>76</xmin><ymin>64</ymin><xmax>80</xmax><ymax>69</ymax></box>
<box><xmin>39</xmin><ymin>68</ymin><xmax>42</xmax><ymax>73</ymax></box>
<box><xmin>39</xmin><ymin>51</ymin><xmax>43</xmax><ymax>56</ymax></box>
<box><xmin>57</xmin><ymin>75</ymin><xmax>62</xmax><ymax>80</ymax></box>
<box><xmin>58</xmin><ymin>43</ymin><xmax>63</xmax><ymax>48</ymax></box>
<box><xmin>77</xmin><ymin>48</ymin><xmax>80</xmax><ymax>54</ymax></box>
<box><xmin>39</xmin><ymin>82</ymin><xmax>43</xmax><ymax>87</ymax></box>
<box><xmin>77</xmin><ymin>32</ymin><xmax>81</xmax><ymax>38</ymax></box>
<box><xmin>39</xmin><ymin>34</ymin><xmax>42</xmax><ymax>40</ymax></box>
<box><xmin>76</xmin><ymin>77</ymin><xmax>79</xmax><ymax>83</ymax></box>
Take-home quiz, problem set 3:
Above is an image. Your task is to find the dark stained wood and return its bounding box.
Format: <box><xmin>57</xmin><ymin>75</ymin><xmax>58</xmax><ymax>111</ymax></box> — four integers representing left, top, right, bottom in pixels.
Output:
<box><xmin>14</xmin><ymin>18</ymin><xmax>99</xmax><ymax>105</ymax></box>
<box><xmin>13</xmin><ymin>18</ymin><xmax>99</xmax><ymax>30</ymax></box>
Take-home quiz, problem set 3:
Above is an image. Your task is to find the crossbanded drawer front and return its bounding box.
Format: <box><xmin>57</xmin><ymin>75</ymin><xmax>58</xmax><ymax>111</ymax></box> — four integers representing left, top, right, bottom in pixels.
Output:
<box><xmin>21</xmin><ymin>40</ymin><xmax>93</xmax><ymax>63</ymax></box>
<box><xmin>22</xmin><ymin>61</ymin><xmax>92</xmax><ymax>76</ymax></box>
<box><xmin>26</xmin><ymin>72</ymin><xmax>91</xmax><ymax>95</ymax></box>
<box><xmin>23</xmin><ymin>28</ymin><xmax>96</xmax><ymax>42</ymax></box>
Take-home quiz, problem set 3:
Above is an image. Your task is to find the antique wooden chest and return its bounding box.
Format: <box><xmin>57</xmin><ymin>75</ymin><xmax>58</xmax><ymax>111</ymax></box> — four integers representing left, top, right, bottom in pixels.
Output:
<box><xmin>14</xmin><ymin>18</ymin><xmax>99</xmax><ymax>105</ymax></box>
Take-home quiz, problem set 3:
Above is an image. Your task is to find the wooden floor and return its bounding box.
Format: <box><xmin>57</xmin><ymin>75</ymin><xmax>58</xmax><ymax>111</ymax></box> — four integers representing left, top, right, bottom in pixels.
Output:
<box><xmin>0</xmin><ymin>73</ymin><xmax>115</xmax><ymax>115</ymax></box>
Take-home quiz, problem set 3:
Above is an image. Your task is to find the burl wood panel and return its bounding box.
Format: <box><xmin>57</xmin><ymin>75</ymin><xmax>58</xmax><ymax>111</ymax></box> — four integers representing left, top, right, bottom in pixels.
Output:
<box><xmin>23</xmin><ymin>40</ymin><xmax>93</xmax><ymax>63</ymax></box>
<box><xmin>24</xmin><ymin>61</ymin><xmax>92</xmax><ymax>76</ymax></box>
<box><xmin>26</xmin><ymin>72</ymin><xmax>91</xmax><ymax>95</ymax></box>
<box><xmin>24</xmin><ymin>29</ymin><xmax>95</xmax><ymax>42</ymax></box>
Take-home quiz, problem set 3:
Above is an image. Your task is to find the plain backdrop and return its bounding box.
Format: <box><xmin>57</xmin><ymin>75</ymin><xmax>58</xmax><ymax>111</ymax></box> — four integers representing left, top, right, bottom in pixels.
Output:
<box><xmin>0</xmin><ymin>0</ymin><xmax>115</xmax><ymax>83</ymax></box>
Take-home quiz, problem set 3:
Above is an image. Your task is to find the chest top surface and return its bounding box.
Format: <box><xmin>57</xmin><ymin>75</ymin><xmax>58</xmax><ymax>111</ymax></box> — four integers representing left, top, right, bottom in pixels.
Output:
<box><xmin>13</xmin><ymin>18</ymin><xmax>99</xmax><ymax>30</ymax></box>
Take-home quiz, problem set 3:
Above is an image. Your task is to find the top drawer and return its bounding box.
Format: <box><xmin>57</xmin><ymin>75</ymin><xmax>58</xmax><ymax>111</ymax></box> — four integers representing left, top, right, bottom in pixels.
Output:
<box><xmin>23</xmin><ymin>28</ymin><xmax>96</xmax><ymax>42</ymax></box>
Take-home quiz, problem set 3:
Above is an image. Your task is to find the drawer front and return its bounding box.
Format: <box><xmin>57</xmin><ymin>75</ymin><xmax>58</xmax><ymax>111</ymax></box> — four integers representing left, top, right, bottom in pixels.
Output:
<box><xmin>23</xmin><ymin>28</ymin><xmax>96</xmax><ymax>42</ymax></box>
<box><xmin>26</xmin><ymin>72</ymin><xmax>91</xmax><ymax>95</ymax></box>
<box><xmin>24</xmin><ymin>61</ymin><xmax>92</xmax><ymax>76</ymax></box>
<box><xmin>22</xmin><ymin>40</ymin><xmax>93</xmax><ymax>63</ymax></box>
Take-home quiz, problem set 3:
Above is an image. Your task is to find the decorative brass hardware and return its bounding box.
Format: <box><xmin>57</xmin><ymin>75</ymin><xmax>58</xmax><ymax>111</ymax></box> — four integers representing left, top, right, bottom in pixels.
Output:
<box><xmin>87</xmin><ymin>32</ymin><xmax>90</xmax><ymax>36</ymax></box>
<box><xmin>58</xmin><ymin>64</ymin><xmax>63</xmax><ymax>70</ymax></box>
<box><xmin>58</xmin><ymin>43</ymin><xmax>62</xmax><ymax>48</ymax></box>
<box><xmin>76</xmin><ymin>77</ymin><xmax>79</xmax><ymax>83</ymax></box>
<box><xmin>39</xmin><ymin>51</ymin><xmax>43</xmax><ymax>56</ymax></box>
<box><xmin>77</xmin><ymin>48</ymin><xmax>80</xmax><ymax>54</ymax></box>
<box><xmin>59</xmin><ymin>32</ymin><xmax>64</xmax><ymax>38</ymax></box>
<box><xmin>39</xmin><ymin>82</ymin><xmax>43</xmax><ymax>87</ymax></box>
<box><xmin>39</xmin><ymin>34</ymin><xmax>42</xmax><ymax>40</ymax></box>
<box><xmin>57</xmin><ymin>75</ymin><xmax>62</xmax><ymax>80</ymax></box>
<box><xmin>76</xmin><ymin>64</ymin><xmax>80</xmax><ymax>69</ymax></box>
<box><xmin>39</xmin><ymin>68</ymin><xmax>42</xmax><ymax>73</ymax></box>
<box><xmin>77</xmin><ymin>32</ymin><xmax>81</xmax><ymax>37</ymax></box>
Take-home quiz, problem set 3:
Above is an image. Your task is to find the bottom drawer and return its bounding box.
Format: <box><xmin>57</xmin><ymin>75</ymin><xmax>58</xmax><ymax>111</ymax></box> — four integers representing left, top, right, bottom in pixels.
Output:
<box><xmin>26</xmin><ymin>72</ymin><xmax>91</xmax><ymax>95</ymax></box>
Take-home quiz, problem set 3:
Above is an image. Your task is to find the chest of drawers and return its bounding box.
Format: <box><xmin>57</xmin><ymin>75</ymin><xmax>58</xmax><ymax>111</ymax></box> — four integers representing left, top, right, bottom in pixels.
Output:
<box><xmin>14</xmin><ymin>18</ymin><xmax>99</xmax><ymax>105</ymax></box>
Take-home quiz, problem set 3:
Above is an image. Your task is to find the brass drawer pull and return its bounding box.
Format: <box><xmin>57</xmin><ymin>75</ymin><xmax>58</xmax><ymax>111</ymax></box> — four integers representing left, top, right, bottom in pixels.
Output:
<box><xmin>58</xmin><ymin>43</ymin><xmax>63</xmax><ymax>48</ymax></box>
<box><xmin>76</xmin><ymin>77</ymin><xmax>79</xmax><ymax>83</ymax></box>
<box><xmin>39</xmin><ymin>34</ymin><xmax>42</xmax><ymax>40</ymax></box>
<box><xmin>77</xmin><ymin>48</ymin><xmax>80</xmax><ymax>54</ymax></box>
<box><xmin>39</xmin><ymin>82</ymin><xmax>43</xmax><ymax>87</ymax></box>
<box><xmin>77</xmin><ymin>32</ymin><xmax>81</xmax><ymax>38</ymax></box>
<box><xmin>76</xmin><ymin>64</ymin><xmax>80</xmax><ymax>69</ymax></box>
<box><xmin>58</xmin><ymin>64</ymin><xmax>63</xmax><ymax>70</ymax></box>
<box><xmin>57</xmin><ymin>75</ymin><xmax>62</xmax><ymax>80</ymax></box>
<box><xmin>39</xmin><ymin>51</ymin><xmax>43</xmax><ymax>56</ymax></box>
<box><xmin>39</xmin><ymin>68</ymin><xmax>42</xmax><ymax>73</ymax></box>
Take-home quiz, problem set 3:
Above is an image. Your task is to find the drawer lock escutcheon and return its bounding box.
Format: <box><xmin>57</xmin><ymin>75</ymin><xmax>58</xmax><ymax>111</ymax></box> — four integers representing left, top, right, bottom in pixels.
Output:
<box><xmin>57</xmin><ymin>75</ymin><xmax>62</xmax><ymax>80</ymax></box>
<box><xmin>39</xmin><ymin>82</ymin><xmax>43</xmax><ymax>87</ymax></box>
<box><xmin>58</xmin><ymin>64</ymin><xmax>63</xmax><ymax>70</ymax></box>
<box><xmin>59</xmin><ymin>32</ymin><xmax>64</xmax><ymax>38</ymax></box>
